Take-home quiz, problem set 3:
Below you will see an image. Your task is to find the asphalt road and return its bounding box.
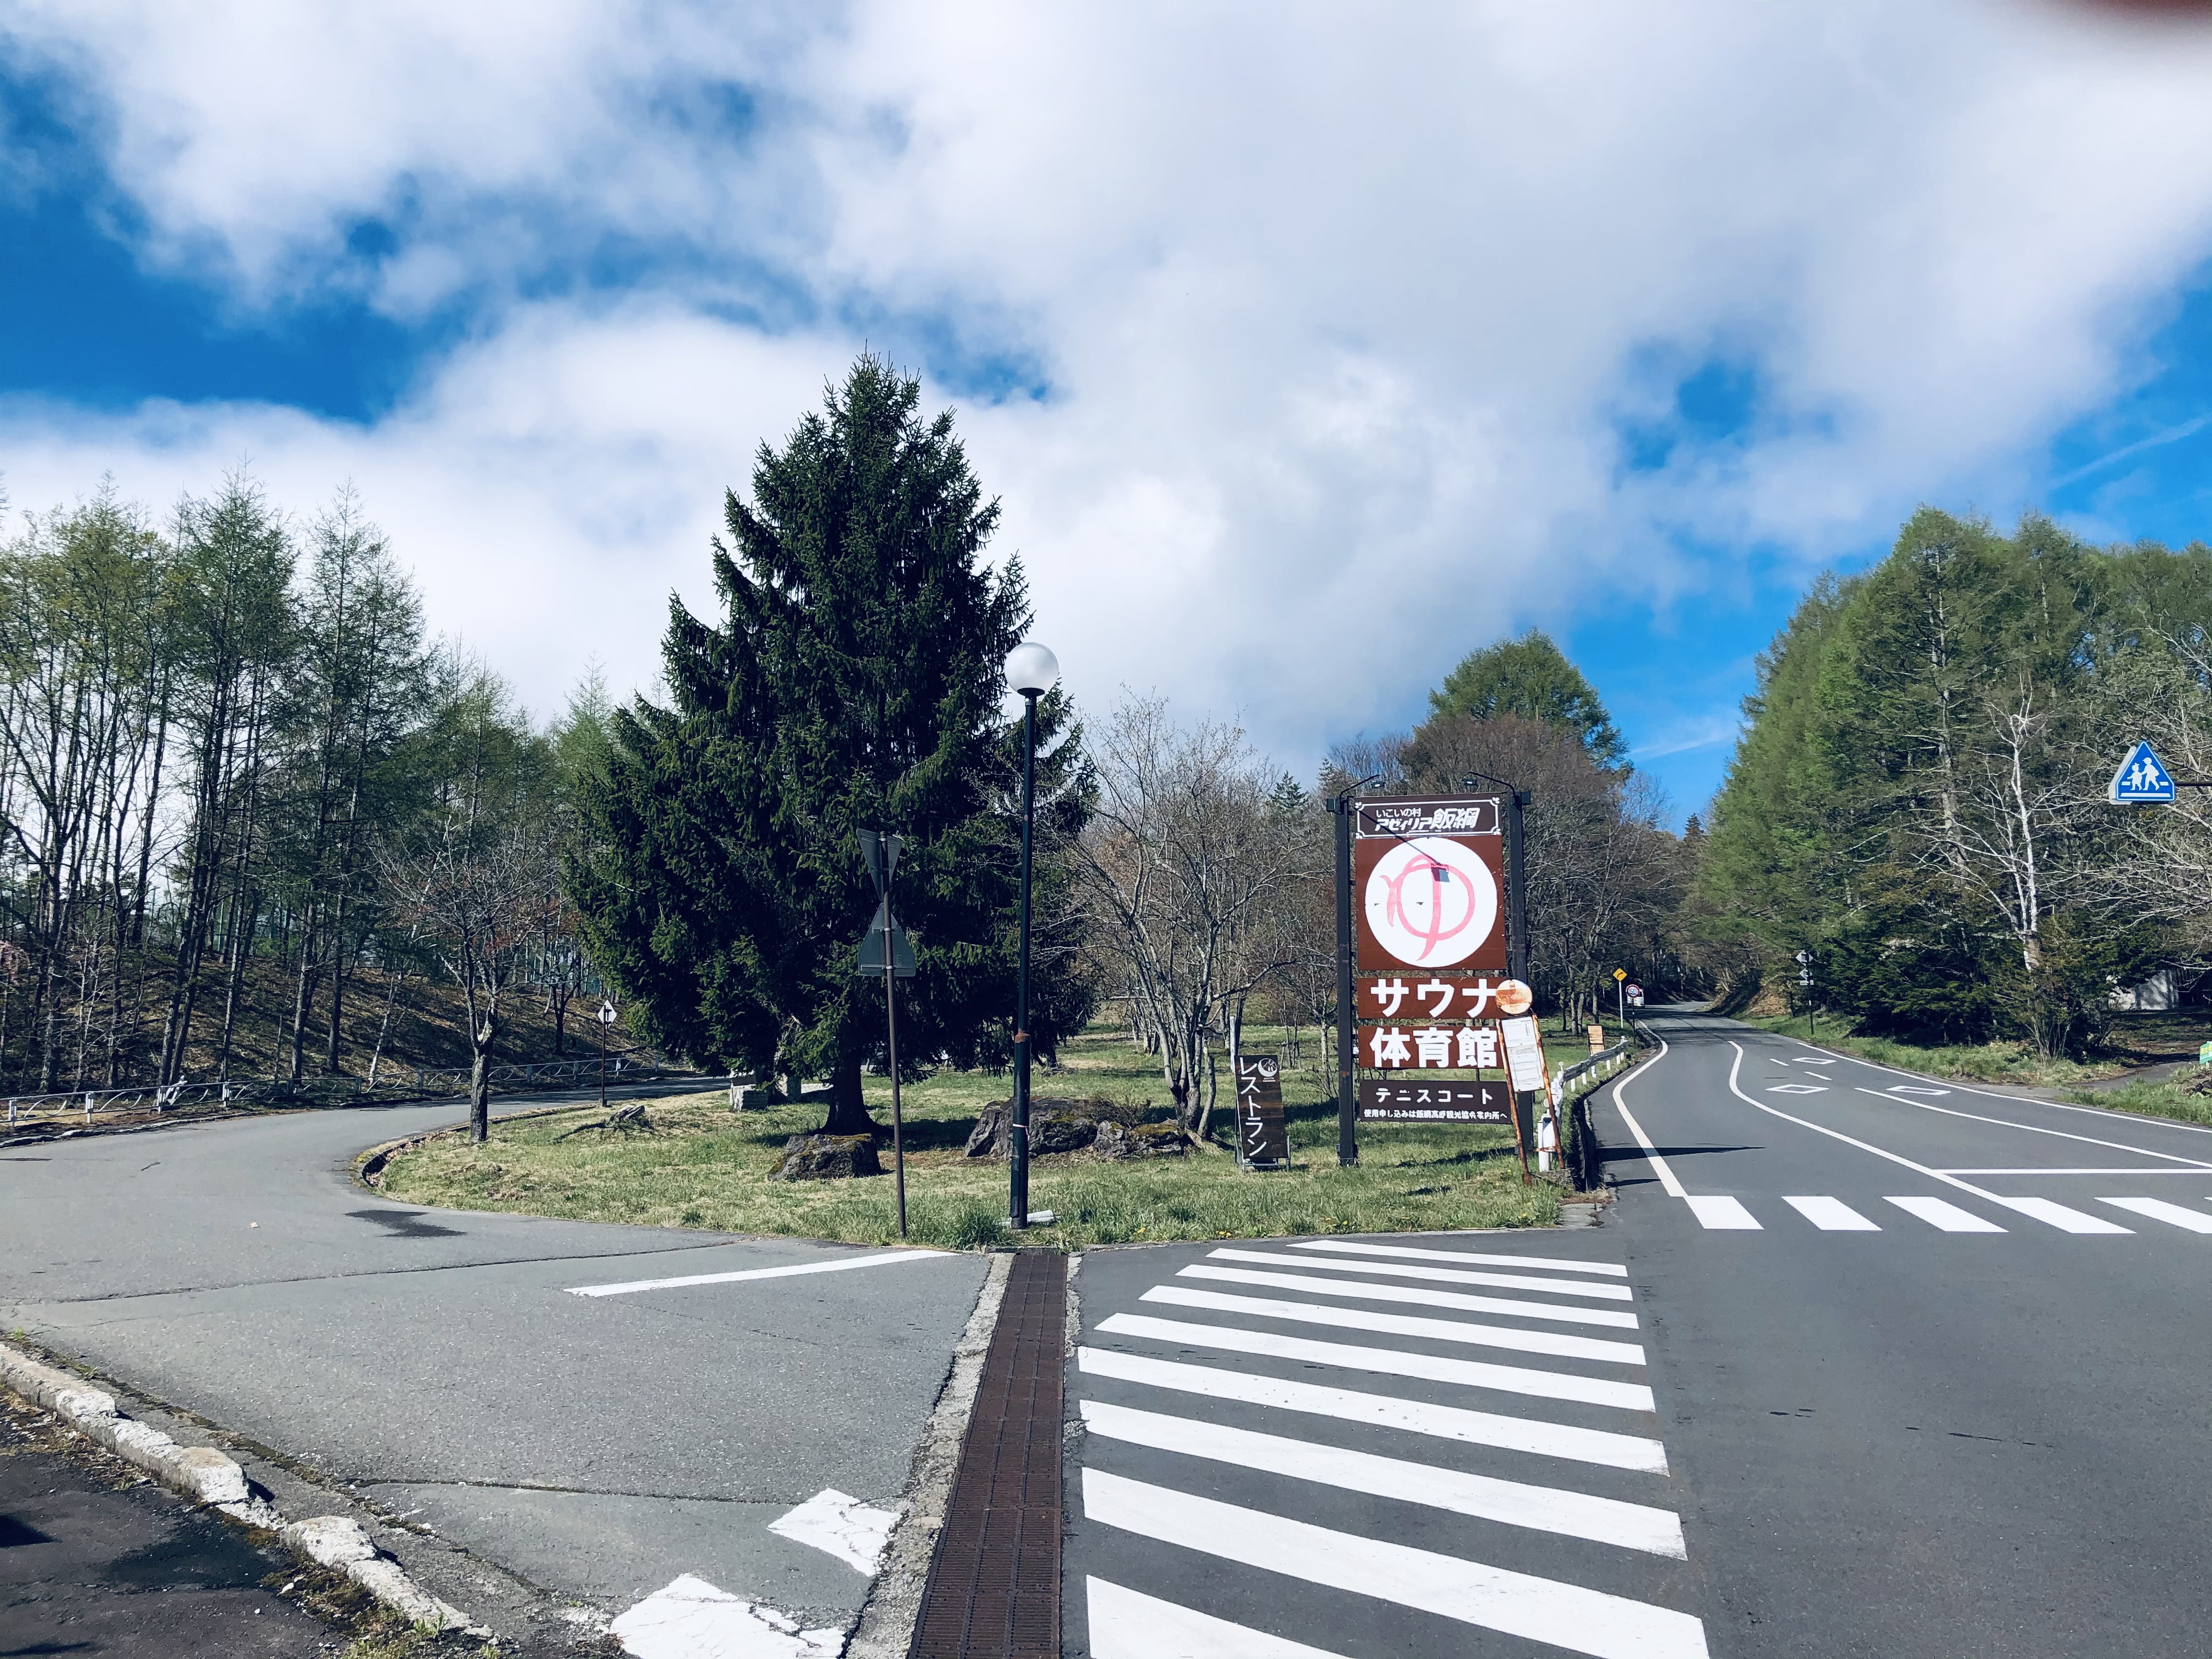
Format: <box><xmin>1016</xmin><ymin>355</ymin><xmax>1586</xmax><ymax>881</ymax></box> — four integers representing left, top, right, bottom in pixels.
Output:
<box><xmin>0</xmin><ymin>1087</ymin><xmax>985</xmax><ymax>1635</ymax></box>
<box><xmin>1590</xmin><ymin>1007</ymin><xmax>2212</xmax><ymax>1657</ymax></box>
<box><xmin>1060</xmin><ymin>1008</ymin><xmax>2212</xmax><ymax>1658</ymax></box>
<box><xmin>2</xmin><ymin>1391</ymin><xmax>337</xmax><ymax>1657</ymax></box>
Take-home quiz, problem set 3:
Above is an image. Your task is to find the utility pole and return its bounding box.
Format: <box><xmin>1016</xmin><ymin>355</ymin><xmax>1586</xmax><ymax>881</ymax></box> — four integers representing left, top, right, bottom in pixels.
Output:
<box><xmin>1329</xmin><ymin>782</ymin><xmax>1361</xmax><ymax>1168</ymax></box>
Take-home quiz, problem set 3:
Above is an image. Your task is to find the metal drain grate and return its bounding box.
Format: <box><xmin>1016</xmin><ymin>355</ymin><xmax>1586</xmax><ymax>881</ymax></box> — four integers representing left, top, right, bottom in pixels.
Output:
<box><xmin>909</xmin><ymin>1249</ymin><xmax>1065</xmax><ymax>1658</ymax></box>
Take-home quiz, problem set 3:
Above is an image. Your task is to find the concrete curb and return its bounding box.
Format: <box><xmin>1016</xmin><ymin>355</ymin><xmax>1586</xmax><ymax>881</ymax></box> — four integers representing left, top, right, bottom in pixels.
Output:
<box><xmin>845</xmin><ymin>1248</ymin><xmax>1015</xmax><ymax>1659</ymax></box>
<box><xmin>0</xmin><ymin>1340</ymin><xmax>478</xmax><ymax>1634</ymax></box>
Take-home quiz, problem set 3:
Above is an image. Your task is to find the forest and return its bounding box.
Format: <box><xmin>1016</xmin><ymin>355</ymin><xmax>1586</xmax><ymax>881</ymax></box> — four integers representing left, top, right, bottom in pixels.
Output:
<box><xmin>10</xmin><ymin>369</ymin><xmax>2203</xmax><ymax>1136</ymax></box>
<box><xmin>0</xmin><ymin>475</ymin><xmax>606</xmax><ymax>1120</ymax></box>
<box><xmin>1696</xmin><ymin>509</ymin><xmax>2212</xmax><ymax>1058</ymax></box>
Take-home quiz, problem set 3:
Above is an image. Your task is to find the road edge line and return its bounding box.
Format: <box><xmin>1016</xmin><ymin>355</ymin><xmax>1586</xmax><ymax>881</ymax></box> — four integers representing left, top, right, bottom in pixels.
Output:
<box><xmin>0</xmin><ymin>1338</ymin><xmax>479</xmax><ymax>1634</ymax></box>
<box><xmin>845</xmin><ymin>1248</ymin><xmax>1016</xmax><ymax>1659</ymax></box>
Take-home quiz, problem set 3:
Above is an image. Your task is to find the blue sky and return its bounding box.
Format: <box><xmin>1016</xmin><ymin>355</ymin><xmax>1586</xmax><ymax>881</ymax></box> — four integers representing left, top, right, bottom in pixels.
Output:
<box><xmin>5</xmin><ymin>3</ymin><xmax>2212</xmax><ymax>825</ymax></box>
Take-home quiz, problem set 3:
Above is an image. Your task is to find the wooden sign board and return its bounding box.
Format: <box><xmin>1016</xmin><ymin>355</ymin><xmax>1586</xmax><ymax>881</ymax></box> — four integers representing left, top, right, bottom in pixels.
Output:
<box><xmin>1235</xmin><ymin>1053</ymin><xmax>1289</xmax><ymax>1170</ymax></box>
<box><xmin>1352</xmin><ymin>804</ymin><xmax>1509</xmax><ymax>974</ymax></box>
<box><xmin>1359</xmin><ymin>1023</ymin><xmax>1501</xmax><ymax>1071</ymax></box>
<box><xmin>1359</xmin><ymin>1079</ymin><xmax>1511</xmax><ymax>1123</ymax></box>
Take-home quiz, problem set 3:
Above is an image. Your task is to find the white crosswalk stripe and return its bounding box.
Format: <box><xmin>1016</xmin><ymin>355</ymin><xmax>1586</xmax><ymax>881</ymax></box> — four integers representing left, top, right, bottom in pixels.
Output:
<box><xmin>1176</xmin><ymin>1262</ymin><xmax>1642</xmax><ymax>1328</ymax></box>
<box><xmin>1784</xmin><ymin>1195</ymin><xmax>1881</xmax><ymax>1231</ymax></box>
<box><xmin>1212</xmin><ymin>1245</ymin><xmax>1635</xmax><ymax>1300</ymax></box>
<box><xmin>1288</xmin><ymin>1239</ymin><xmax>1632</xmax><ymax>1277</ymax></box>
<box><xmin>1685</xmin><ymin>1194</ymin><xmax>1762</xmax><ymax>1229</ymax></box>
<box><xmin>1887</xmin><ymin>1195</ymin><xmax>2007</xmax><ymax>1232</ymax></box>
<box><xmin>1984</xmin><ymin>1194</ymin><xmax>2133</xmax><ymax>1234</ymax></box>
<box><xmin>2099</xmin><ymin>1196</ymin><xmax>2212</xmax><ymax>1232</ymax></box>
<box><xmin>1077</xmin><ymin>1240</ymin><xmax>1705</xmax><ymax>1659</ymax></box>
<box><xmin>1138</xmin><ymin>1284</ymin><xmax>1647</xmax><ymax>1365</ymax></box>
<box><xmin>1075</xmin><ymin>1347</ymin><xmax>1671</xmax><ymax>1471</ymax></box>
<box><xmin>1082</xmin><ymin>1470</ymin><xmax>1710</xmax><ymax>1659</ymax></box>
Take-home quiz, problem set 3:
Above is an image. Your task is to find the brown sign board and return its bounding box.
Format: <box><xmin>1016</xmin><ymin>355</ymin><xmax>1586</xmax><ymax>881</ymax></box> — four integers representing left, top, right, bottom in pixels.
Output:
<box><xmin>1357</xmin><ymin>974</ymin><xmax>1513</xmax><ymax>1023</ymax></box>
<box><xmin>1356</xmin><ymin>796</ymin><xmax>1502</xmax><ymax>839</ymax></box>
<box><xmin>1235</xmin><ymin>1054</ymin><xmax>1289</xmax><ymax>1170</ymax></box>
<box><xmin>1353</xmin><ymin>830</ymin><xmax>1509</xmax><ymax>974</ymax></box>
<box><xmin>1360</xmin><ymin>1023</ymin><xmax>1502</xmax><ymax>1071</ymax></box>
<box><xmin>1359</xmin><ymin>1079</ymin><xmax>1511</xmax><ymax>1123</ymax></box>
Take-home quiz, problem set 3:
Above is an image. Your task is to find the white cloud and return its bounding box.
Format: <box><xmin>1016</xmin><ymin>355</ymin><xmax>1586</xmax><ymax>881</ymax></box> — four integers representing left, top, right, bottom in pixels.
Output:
<box><xmin>6</xmin><ymin>1</ymin><xmax>2212</xmax><ymax>766</ymax></box>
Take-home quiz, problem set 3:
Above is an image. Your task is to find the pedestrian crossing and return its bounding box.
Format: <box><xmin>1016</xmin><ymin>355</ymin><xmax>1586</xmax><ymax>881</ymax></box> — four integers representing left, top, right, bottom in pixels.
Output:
<box><xmin>1074</xmin><ymin>1238</ymin><xmax>1706</xmax><ymax>1659</ymax></box>
<box><xmin>1677</xmin><ymin>1190</ymin><xmax>2212</xmax><ymax>1235</ymax></box>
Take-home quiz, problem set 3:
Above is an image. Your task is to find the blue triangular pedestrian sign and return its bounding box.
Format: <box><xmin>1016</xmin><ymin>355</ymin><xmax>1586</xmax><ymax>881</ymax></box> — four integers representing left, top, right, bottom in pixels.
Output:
<box><xmin>2109</xmin><ymin>740</ymin><xmax>2176</xmax><ymax>805</ymax></box>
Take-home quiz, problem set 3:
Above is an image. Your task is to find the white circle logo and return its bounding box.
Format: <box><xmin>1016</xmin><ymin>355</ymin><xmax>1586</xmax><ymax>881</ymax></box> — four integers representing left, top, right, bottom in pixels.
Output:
<box><xmin>1362</xmin><ymin>837</ymin><xmax>1499</xmax><ymax>967</ymax></box>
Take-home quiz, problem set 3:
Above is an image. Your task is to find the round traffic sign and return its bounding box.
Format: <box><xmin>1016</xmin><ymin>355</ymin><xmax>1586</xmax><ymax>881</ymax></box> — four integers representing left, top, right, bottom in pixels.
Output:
<box><xmin>1496</xmin><ymin>979</ymin><xmax>1534</xmax><ymax>1015</ymax></box>
<box><xmin>1359</xmin><ymin>836</ymin><xmax>1500</xmax><ymax>968</ymax></box>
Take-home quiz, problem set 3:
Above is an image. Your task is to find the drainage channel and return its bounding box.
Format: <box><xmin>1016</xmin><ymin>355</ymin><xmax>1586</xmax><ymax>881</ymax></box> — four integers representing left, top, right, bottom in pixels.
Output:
<box><xmin>910</xmin><ymin>1249</ymin><xmax>1065</xmax><ymax>1658</ymax></box>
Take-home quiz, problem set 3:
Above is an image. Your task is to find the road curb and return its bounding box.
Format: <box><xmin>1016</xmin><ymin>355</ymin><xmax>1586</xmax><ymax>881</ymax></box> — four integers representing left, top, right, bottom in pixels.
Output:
<box><xmin>0</xmin><ymin>1339</ymin><xmax>479</xmax><ymax>1635</ymax></box>
<box><xmin>846</xmin><ymin>1248</ymin><xmax>1015</xmax><ymax>1659</ymax></box>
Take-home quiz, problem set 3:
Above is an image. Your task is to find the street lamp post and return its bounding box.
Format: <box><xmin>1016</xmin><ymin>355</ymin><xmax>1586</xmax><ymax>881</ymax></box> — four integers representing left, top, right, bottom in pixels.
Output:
<box><xmin>596</xmin><ymin>999</ymin><xmax>617</xmax><ymax>1109</ymax></box>
<box><xmin>1003</xmin><ymin>640</ymin><xmax>1059</xmax><ymax>1231</ymax></box>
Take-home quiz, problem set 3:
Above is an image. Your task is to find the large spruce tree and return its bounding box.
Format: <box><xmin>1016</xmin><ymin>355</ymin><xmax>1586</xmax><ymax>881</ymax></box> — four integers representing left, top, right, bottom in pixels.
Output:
<box><xmin>574</xmin><ymin>356</ymin><xmax>1087</xmax><ymax>1135</ymax></box>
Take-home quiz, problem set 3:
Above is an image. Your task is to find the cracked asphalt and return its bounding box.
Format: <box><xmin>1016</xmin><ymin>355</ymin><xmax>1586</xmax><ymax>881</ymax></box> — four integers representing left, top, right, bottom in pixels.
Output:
<box><xmin>0</xmin><ymin>1088</ymin><xmax>985</xmax><ymax>1626</ymax></box>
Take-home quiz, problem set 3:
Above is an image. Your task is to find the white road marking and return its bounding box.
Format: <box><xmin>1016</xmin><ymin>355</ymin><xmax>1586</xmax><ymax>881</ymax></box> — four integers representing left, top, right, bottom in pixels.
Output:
<box><xmin>1081</xmin><ymin>1400</ymin><xmax>1687</xmax><ymax>1556</ymax></box>
<box><xmin>2100</xmin><ymin>1197</ymin><xmax>2212</xmax><ymax>1232</ymax></box>
<box><xmin>1684</xmin><ymin>1195</ymin><xmax>1762</xmax><ymax>1230</ymax></box>
<box><xmin>1983</xmin><ymin>1195</ymin><xmax>2132</xmax><ymax>1234</ymax></box>
<box><xmin>1213</xmin><ymin>1246</ymin><xmax>1633</xmax><ymax>1300</ymax></box>
<box><xmin>1289</xmin><ymin>1239</ymin><xmax>1630</xmax><ymax>1278</ymax></box>
<box><xmin>1082</xmin><ymin>1470</ymin><xmax>1711</xmax><ymax>1659</ymax></box>
<box><xmin>1850</xmin><ymin>1089</ymin><xmax>2212</xmax><ymax>1170</ymax></box>
<box><xmin>1094</xmin><ymin>1314</ymin><xmax>1657</xmax><ymax>1411</ymax></box>
<box><xmin>1075</xmin><ymin>1347</ymin><xmax>1670</xmax><ymax>1471</ymax></box>
<box><xmin>1940</xmin><ymin>1168</ymin><xmax>2212</xmax><ymax>1175</ymax></box>
<box><xmin>1768</xmin><ymin>1084</ymin><xmax>1827</xmax><ymax>1094</ymax></box>
<box><xmin>765</xmin><ymin>1488</ymin><xmax>896</xmax><ymax>1574</ymax></box>
<box><xmin>1784</xmin><ymin>1196</ymin><xmax>1881</xmax><ymax>1231</ymax></box>
<box><xmin>1723</xmin><ymin>1047</ymin><xmax>2024</xmax><ymax>1209</ymax></box>
<box><xmin>608</xmin><ymin>1573</ymin><xmax>841</xmax><ymax>1658</ymax></box>
<box><xmin>1141</xmin><ymin>1285</ymin><xmax>1645</xmax><ymax>1365</ymax></box>
<box><xmin>1177</xmin><ymin>1265</ymin><xmax>1640</xmax><ymax>1328</ymax></box>
<box><xmin>1887</xmin><ymin>1197</ymin><xmax>2005</xmax><ymax>1233</ymax></box>
<box><xmin>1612</xmin><ymin>1037</ymin><xmax>1690</xmax><ymax>1199</ymax></box>
<box><xmin>565</xmin><ymin>1249</ymin><xmax>952</xmax><ymax>1298</ymax></box>
<box><xmin>1888</xmin><ymin>1086</ymin><xmax>1950</xmax><ymax>1097</ymax></box>
<box><xmin>1088</xmin><ymin>1578</ymin><xmax>1351</xmax><ymax>1659</ymax></box>
<box><xmin>1781</xmin><ymin>1034</ymin><xmax>2212</xmax><ymax>1138</ymax></box>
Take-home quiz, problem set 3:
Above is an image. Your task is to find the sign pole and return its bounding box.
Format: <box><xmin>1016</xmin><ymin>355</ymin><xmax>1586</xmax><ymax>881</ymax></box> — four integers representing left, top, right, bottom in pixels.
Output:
<box><xmin>883</xmin><ymin>881</ymin><xmax>906</xmax><ymax>1239</ymax></box>
<box><xmin>1332</xmin><ymin>784</ymin><xmax>1359</xmax><ymax>1169</ymax></box>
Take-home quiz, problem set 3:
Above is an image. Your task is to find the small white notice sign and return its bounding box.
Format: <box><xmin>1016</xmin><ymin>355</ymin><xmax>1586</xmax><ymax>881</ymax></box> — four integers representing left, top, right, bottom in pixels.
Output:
<box><xmin>1500</xmin><ymin>1015</ymin><xmax>1549</xmax><ymax>1093</ymax></box>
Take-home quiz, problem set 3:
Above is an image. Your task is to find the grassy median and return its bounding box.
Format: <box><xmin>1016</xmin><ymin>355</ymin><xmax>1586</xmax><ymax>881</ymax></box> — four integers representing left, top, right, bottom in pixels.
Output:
<box><xmin>375</xmin><ymin>1024</ymin><xmax>1570</xmax><ymax>1249</ymax></box>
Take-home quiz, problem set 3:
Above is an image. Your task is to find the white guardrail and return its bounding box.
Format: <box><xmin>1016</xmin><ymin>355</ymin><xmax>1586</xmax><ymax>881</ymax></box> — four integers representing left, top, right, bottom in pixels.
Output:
<box><xmin>3</xmin><ymin>1052</ymin><xmax>686</xmax><ymax>1130</ymax></box>
<box><xmin>1551</xmin><ymin>1039</ymin><xmax>1634</xmax><ymax>1107</ymax></box>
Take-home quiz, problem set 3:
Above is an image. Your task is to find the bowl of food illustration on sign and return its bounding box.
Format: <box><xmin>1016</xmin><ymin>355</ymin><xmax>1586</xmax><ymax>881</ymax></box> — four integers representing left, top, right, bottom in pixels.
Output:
<box><xmin>1358</xmin><ymin>836</ymin><xmax>1502</xmax><ymax>968</ymax></box>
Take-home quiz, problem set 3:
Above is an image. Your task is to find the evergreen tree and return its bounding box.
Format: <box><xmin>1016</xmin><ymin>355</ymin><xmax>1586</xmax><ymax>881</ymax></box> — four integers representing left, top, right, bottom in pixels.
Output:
<box><xmin>574</xmin><ymin>356</ymin><xmax>1089</xmax><ymax>1136</ymax></box>
<box><xmin>1428</xmin><ymin>629</ymin><xmax>1626</xmax><ymax>767</ymax></box>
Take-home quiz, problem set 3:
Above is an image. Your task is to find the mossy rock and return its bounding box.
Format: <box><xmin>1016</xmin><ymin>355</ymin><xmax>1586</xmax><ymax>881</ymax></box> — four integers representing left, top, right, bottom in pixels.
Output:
<box><xmin>773</xmin><ymin>1133</ymin><xmax>883</xmax><ymax>1181</ymax></box>
<box><xmin>962</xmin><ymin>1096</ymin><xmax>1138</xmax><ymax>1158</ymax></box>
<box><xmin>1093</xmin><ymin>1119</ymin><xmax>1191</xmax><ymax>1160</ymax></box>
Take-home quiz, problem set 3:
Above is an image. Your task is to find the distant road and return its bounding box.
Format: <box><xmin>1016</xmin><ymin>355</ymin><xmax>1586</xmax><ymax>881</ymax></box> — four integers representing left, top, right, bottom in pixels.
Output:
<box><xmin>1592</xmin><ymin>1007</ymin><xmax>2212</xmax><ymax>1656</ymax></box>
<box><xmin>0</xmin><ymin>1084</ymin><xmax>984</xmax><ymax>1631</ymax></box>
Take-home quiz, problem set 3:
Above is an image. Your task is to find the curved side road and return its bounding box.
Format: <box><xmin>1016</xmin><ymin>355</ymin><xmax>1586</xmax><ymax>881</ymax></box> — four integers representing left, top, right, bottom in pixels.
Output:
<box><xmin>0</xmin><ymin>1087</ymin><xmax>987</xmax><ymax>1635</ymax></box>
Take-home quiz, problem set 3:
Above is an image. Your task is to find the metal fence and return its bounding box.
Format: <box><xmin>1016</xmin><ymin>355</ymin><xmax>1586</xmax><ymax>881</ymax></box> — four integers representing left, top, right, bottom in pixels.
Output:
<box><xmin>3</xmin><ymin>1051</ymin><xmax>686</xmax><ymax>1131</ymax></box>
<box><xmin>1554</xmin><ymin>1039</ymin><xmax>1636</xmax><ymax>1192</ymax></box>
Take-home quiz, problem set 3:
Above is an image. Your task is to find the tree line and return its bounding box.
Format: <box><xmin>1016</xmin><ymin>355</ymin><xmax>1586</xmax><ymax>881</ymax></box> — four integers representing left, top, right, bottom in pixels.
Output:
<box><xmin>0</xmin><ymin>472</ymin><xmax>602</xmax><ymax>1123</ymax></box>
<box><xmin>1695</xmin><ymin>508</ymin><xmax>2212</xmax><ymax>1057</ymax></box>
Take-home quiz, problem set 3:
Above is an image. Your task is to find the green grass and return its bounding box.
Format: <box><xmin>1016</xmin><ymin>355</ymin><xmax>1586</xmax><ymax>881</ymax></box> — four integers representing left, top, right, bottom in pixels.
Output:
<box><xmin>2061</xmin><ymin>1078</ymin><xmax>2212</xmax><ymax>1127</ymax></box>
<box><xmin>1741</xmin><ymin>1015</ymin><xmax>2123</xmax><ymax>1087</ymax></box>
<box><xmin>376</xmin><ymin>1023</ymin><xmax>1567</xmax><ymax>1248</ymax></box>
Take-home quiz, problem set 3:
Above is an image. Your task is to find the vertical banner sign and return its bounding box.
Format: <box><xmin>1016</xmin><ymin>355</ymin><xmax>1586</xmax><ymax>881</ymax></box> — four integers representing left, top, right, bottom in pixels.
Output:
<box><xmin>1353</xmin><ymin>797</ymin><xmax>1508</xmax><ymax>974</ymax></box>
<box><xmin>1236</xmin><ymin>1054</ymin><xmax>1289</xmax><ymax>1170</ymax></box>
<box><xmin>1499</xmin><ymin>1013</ymin><xmax>1548</xmax><ymax>1166</ymax></box>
